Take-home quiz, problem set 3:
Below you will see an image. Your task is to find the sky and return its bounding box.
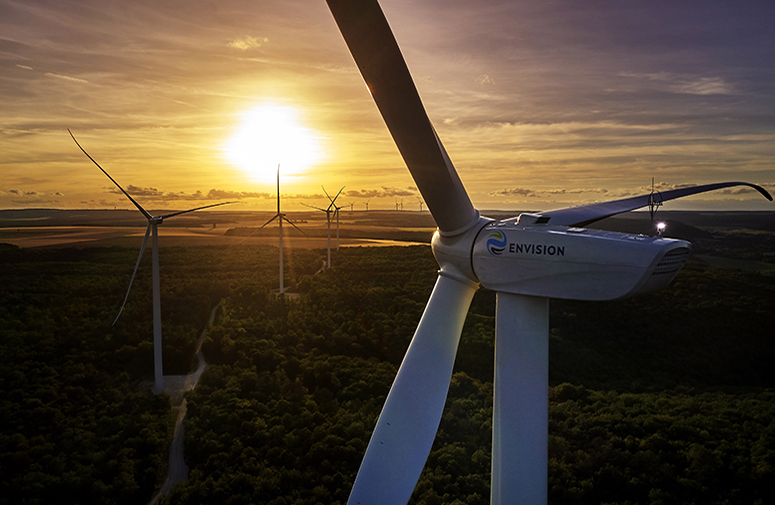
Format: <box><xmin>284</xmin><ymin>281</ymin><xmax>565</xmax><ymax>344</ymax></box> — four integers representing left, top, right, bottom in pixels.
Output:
<box><xmin>2</xmin><ymin>0</ymin><xmax>774</xmax><ymax>213</ymax></box>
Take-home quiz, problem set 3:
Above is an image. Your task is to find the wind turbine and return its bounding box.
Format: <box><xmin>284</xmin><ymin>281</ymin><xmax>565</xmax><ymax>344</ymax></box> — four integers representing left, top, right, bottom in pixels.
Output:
<box><xmin>349</xmin><ymin>201</ymin><xmax>355</xmax><ymax>211</ymax></box>
<box><xmin>418</xmin><ymin>197</ymin><xmax>424</xmax><ymax>212</ymax></box>
<box><xmin>323</xmin><ymin>2</ymin><xmax>773</xmax><ymax>504</ymax></box>
<box><xmin>303</xmin><ymin>186</ymin><xmax>344</xmax><ymax>269</ymax></box>
<box><xmin>68</xmin><ymin>130</ymin><xmax>233</xmax><ymax>394</ymax></box>
<box><xmin>258</xmin><ymin>164</ymin><xmax>306</xmax><ymax>294</ymax></box>
<box><xmin>364</xmin><ymin>199</ymin><xmax>370</xmax><ymax>211</ymax></box>
<box><xmin>324</xmin><ymin>186</ymin><xmax>344</xmax><ymax>250</ymax></box>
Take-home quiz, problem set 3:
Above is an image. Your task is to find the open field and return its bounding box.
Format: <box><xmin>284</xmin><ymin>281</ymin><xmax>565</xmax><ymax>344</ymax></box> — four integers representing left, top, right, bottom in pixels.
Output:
<box><xmin>0</xmin><ymin>209</ymin><xmax>434</xmax><ymax>249</ymax></box>
<box><xmin>2</xmin><ymin>209</ymin><xmax>774</xmax><ymax>274</ymax></box>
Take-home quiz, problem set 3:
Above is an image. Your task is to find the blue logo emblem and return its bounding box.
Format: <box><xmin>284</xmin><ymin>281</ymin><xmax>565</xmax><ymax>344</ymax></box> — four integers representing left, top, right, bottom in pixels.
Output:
<box><xmin>486</xmin><ymin>231</ymin><xmax>507</xmax><ymax>256</ymax></box>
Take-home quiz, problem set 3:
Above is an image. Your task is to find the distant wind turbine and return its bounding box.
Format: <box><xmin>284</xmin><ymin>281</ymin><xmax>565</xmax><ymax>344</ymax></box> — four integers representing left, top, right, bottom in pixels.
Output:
<box><xmin>68</xmin><ymin>129</ymin><xmax>232</xmax><ymax>394</ymax></box>
<box><xmin>259</xmin><ymin>165</ymin><xmax>306</xmax><ymax>294</ymax></box>
<box><xmin>324</xmin><ymin>186</ymin><xmax>344</xmax><ymax>250</ymax></box>
<box><xmin>364</xmin><ymin>199</ymin><xmax>370</xmax><ymax>211</ymax></box>
<box><xmin>303</xmin><ymin>185</ymin><xmax>344</xmax><ymax>269</ymax></box>
<box><xmin>418</xmin><ymin>197</ymin><xmax>424</xmax><ymax>212</ymax></box>
<box><xmin>349</xmin><ymin>201</ymin><xmax>355</xmax><ymax>211</ymax></box>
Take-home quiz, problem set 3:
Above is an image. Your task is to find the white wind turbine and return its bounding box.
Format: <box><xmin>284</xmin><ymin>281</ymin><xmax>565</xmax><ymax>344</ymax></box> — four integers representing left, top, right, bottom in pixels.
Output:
<box><xmin>324</xmin><ymin>186</ymin><xmax>344</xmax><ymax>250</ymax></box>
<box><xmin>323</xmin><ymin>2</ymin><xmax>773</xmax><ymax>505</ymax></box>
<box><xmin>69</xmin><ymin>130</ymin><xmax>233</xmax><ymax>394</ymax></box>
<box><xmin>258</xmin><ymin>165</ymin><xmax>306</xmax><ymax>294</ymax></box>
<box><xmin>303</xmin><ymin>186</ymin><xmax>344</xmax><ymax>269</ymax></box>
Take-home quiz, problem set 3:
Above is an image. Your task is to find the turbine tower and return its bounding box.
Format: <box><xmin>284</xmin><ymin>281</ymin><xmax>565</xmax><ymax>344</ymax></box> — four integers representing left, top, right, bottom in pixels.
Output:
<box><xmin>323</xmin><ymin>2</ymin><xmax>773</xmax><ymax>505</ymax></box>
<box><xmin>303</xmin><ymin>186</ymin><xmax>344</xmax><ymax>269</ymax></box>
<box><xmin>258</xmin><ymin>165</ymin><xmax>306</xmax><ymax>294</ymax></box>
<box><xmin>324</xmin><ymin>186</ymin><xmax>344</xmax><ymax>250</ymax></box>
<box><xmin>69</xmin><ymin>130</ymin><xmax>232</xmax><ymax>394</ymax></box>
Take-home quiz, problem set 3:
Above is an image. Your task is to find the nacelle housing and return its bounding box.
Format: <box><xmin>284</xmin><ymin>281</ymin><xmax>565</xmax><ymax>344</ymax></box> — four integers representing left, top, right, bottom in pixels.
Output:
<box><xmin>471</xmin><ymin>219</ymin><xmax>691</xmax><ymax>301</ymax></box>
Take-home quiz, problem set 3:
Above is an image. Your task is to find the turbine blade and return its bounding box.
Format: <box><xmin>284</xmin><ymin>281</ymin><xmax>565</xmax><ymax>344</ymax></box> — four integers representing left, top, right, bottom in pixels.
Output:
<box><xmin>113</xmin><ymin>223</ymin><xmax>151</xmax><ymax>325</ymax></box>
<box><xmin>325</xmin><ymin>0</ymin><xmax>478</xmax><ymax>235</ymax></box>
<box><xmin>68</xmin><ymin>129</ymin><xmax>152</xmax><ymax>220</ymax></box>
<box><xmin>259</xmin><ymin>214</ymin><xmax>280</xmax><ymax>229</ymax></box>
<box><xmin>159</xmin><ymin>201</ymin><xmax>234</xmax><ymax>219</ymax></box>
<box><xmin>542</xmin><ymin>182</ymin><xmax>773</xmax><ymax>227</ymax></box>
<box><xmin>322</xmin><ymin>185</ymin><xmax>333</xmax><ymax>203</ymax></box>
<box><xmin>331</xmin><ymin>186</ymin><xmax>345</xmax><ymax>204</ymax></box>
<box><xmin>348</xmin><ymin>272</ymin><xmax>478</xmax><ymax>505</ymax></box>
<box><xmin>282</xmin><ymin>216</ymin><xmax>308</xmax><ymax>237</ymax></box>
<box><xmin>301</xmin><ymin>202</ymin><xmax>328</xmax><ymax>212</ymax></box>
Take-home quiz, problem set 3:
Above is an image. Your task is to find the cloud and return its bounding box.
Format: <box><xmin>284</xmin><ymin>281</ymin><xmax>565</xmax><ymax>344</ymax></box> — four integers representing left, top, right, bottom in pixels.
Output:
<box><xmin>228</xmin><ymin>36</ymin><xmax>268</xmax><ymax>51</ymax></box>
<box><xmin>475</xmin><ymin>74</ymin><xmax>495</xmax><ymax>86</ymax></box>
<box><xmin>45</xmin><ymin>72</ymin><xmax>89</xmax><ymax>84</ymax></box>
<box><xmin>623</xmin><ymin>72</ymin><xmax>736</xmax><ymax>95</ymax></box>
<box><xmin>670</xmin><ymin>78</ymin><xmax>734</xmax><ymax>96</ymax></box>
<box><xmin>490</xmin><ymin>187</ymin><xmax>609</xmax><ymax>198</ymax></box>
<box><xmin>16</xmin><ymin>64</ymin><xmax>33</xmax><ymax>70</ymax></box>
<box><xmin>105</xmin><ymin>185</ymin><xmax>273</xmax><ymax>202</ymax></box>
<box><xmin>11</xmin><ymin>199</ymin><xmax>60</xmax><ymax>206</ymax></box>
<box><xmin>344</xmin><ymin>186</ymin><xmax>416</xmax><ymax>198</ymax></box>
<box><xmin>6</xmin><ymin>189</ymin><xmax>45</xmax><ymax>197</ymax></box>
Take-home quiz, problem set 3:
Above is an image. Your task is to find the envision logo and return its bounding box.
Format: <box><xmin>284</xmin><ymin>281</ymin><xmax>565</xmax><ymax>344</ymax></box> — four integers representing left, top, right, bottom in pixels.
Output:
<box><xmin>509</xmin><ymin>243</ymin><xmax>565</xmax><ymax>256</ymax></box>
<box><xmin>486</xmin><ymin>231</ymin><xmax>507</xmax><ymax>256</ymax></box>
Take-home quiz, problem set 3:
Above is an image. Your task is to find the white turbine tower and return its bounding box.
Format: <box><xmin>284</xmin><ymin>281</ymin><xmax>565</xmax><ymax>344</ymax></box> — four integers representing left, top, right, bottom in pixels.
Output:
<box><xmin>258</xmin><ymin>165</ymin><xmax>306</xmax><ymax>294</ymax></box>
<box><xmin>324</xmin><ymin>186</ymin><xmax>344</xmax><ymax>250</ymax></box>
<box><xmin>69</xmin><ymin>130</ymin><xmax>232</xmax><ymax>394</ymax></box>
<box><xmin>323</xmin><ymin>2</ymin><xmax>773</xmax><ymax>505</ymax></box>
<box><xmin>303</xmin><ymin>186</ymin><xmax>344</xmax><ymax>269</ymax></box>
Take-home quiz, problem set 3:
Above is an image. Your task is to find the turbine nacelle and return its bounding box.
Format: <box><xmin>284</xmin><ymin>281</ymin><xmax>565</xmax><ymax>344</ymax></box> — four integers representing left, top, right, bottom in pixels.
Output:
<box><xmin>472</xmin><ymin>217</ymin><xmax>690</xmax><ymax>301</ymax></box>
<box><xmin>433</xmin><ymin>213</ymin><xmax>691</xmax><ymax>302</ymax></box>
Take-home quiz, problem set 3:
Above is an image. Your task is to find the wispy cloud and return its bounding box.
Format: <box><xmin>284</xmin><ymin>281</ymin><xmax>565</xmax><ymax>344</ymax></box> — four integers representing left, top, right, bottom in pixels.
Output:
<box><xmin>45</xmin><ymin>72</ymin><xmax>89</xmax><ymax>84</ymax></box>
<box><xmin>622</xmin><ymin>72</ymin><xmax>736</xmax><ymax>95</ymax></box>
<box><xmin>228</xmin><ymin>36</ymin><xmax>268</xmax><ymax>51</ymax></box>
<box><xmin>475</xmin><ymin>74</ymin><xmax>495</xmax><ymax>86</ymax></box>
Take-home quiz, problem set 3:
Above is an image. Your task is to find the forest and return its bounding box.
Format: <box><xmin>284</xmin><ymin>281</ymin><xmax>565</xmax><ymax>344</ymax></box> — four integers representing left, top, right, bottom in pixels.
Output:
<box><xmin>1</xmin><ymin>235</ymin><xmax>773</xmax><ymax>505</ymax></box>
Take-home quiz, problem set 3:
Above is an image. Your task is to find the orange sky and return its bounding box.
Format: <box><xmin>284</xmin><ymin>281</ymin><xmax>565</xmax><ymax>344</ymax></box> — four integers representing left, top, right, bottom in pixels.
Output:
<box><xmin>2</xmin><ymin>0</ymin><xmax>774</xmax><ymax>213</ymax></box>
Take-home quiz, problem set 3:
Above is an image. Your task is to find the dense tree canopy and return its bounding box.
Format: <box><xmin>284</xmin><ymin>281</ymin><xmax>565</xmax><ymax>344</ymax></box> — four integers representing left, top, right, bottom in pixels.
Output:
<box><xmin>2</xmin><ymin>241</ymin><xmax>773</xmax><ymax>505</ymax></box>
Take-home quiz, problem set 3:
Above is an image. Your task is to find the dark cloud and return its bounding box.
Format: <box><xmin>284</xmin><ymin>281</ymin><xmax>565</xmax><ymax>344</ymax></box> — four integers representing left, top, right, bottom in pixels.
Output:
<box><xmin>490</xmin><ymin>187</ymin><xmax>613</xmax><ymax>198</ymax></box>
<box><xmin>6</xmin><ymin>189</ymin><xmax>44</xmax><ymax>197</ymax></box>
<box><xmin>104</xmin><ymin>186</ymin><xmax>273</xmax><ymax>202</ymax></box>
<box><xmin>344</xmin><ymin>186</ymin><xmax>416</xmax><ymax>198</ymax></box>
<box><xmin>11</xmin><ymin>198</ymin><xmax>60</xmax><ymax>205</ymax></box>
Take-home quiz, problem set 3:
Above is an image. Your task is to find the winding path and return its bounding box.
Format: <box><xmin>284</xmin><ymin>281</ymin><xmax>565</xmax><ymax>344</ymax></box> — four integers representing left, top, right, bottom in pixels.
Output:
<box><xmin>148</xmin><ymin>302</ymin><xmax>219</xmax><ymax>505</ymax></box>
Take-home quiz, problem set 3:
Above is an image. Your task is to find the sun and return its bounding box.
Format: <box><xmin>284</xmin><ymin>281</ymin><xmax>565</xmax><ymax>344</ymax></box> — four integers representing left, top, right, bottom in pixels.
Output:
<box><xmin>226</xmin><ymin>104</ymin><xmax>321</xmax><ymax>182</ymax></box>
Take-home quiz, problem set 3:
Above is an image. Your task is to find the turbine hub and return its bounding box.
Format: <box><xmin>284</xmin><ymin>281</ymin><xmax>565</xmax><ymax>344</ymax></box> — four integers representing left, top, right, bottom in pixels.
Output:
<box><xmin>431</xmin><ymin>215</ymin><xmax>493</xmax><ymax>283</ymax></box>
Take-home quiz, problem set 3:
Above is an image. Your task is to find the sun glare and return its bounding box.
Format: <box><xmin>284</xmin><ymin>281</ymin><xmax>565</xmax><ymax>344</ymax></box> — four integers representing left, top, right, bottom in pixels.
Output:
<box><xmin>226</xmin><ymin>105</ymin><xmax>321</xmax><ymax>182</ymax></box>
